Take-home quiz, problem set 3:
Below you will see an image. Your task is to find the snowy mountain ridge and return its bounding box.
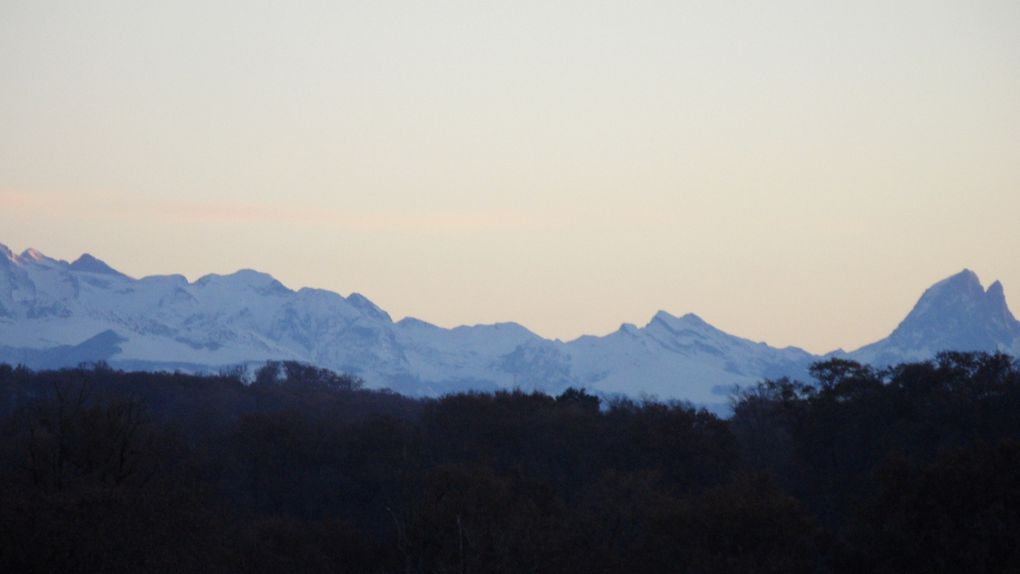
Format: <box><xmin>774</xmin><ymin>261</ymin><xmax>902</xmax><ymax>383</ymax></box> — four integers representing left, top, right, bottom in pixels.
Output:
<box><xmin>1</xmin><ymin>243</ymin><xmax>1017</xmax><ymax>406</ymax></box>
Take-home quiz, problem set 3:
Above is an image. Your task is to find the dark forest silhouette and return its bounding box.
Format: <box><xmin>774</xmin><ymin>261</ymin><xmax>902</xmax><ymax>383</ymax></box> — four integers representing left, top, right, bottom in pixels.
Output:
<box><xmin>1</xmin><ymin>353</ymin><xmax>1018</xmax><ymax>573</ymax></box>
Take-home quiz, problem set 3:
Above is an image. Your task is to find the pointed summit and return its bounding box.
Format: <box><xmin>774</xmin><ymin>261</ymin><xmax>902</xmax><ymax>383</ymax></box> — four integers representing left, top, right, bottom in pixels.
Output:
<box><xmin>19</xmin><ymin>248</ymin><xmax>49</xmax><ymax>263</ymax></box>
<box><xmin>652</xmin><ymin>309</ymin><xmax>678</xmax><ymax>322</ymax></box>
<box><xmin>987</xmin><ymin>280</ymin><xmax>1007</xmax><ymax>307</ymax></box>
<box><xmin>649</xmin><ymin>310</ymin><xmax>712</xmax><ymax>331</ymax></box>
<box><xmin>852</xmin><ymin>270</ymin><xmax>1020</xmax><ymax>364</ymax></box>
<box><xmin>984</xmin><ymin>280</ymin><xmax>1018</xmax><ymax>330</ymax></box>
<box><xmin>940</xmin><ymin>268</ymin><xmax>981</xmax><ymax>287</ymax></box>
<box><xmin>678</xmin><ymin>312</ymin><xmax>709</xmax><ymax>326</ymax></box>
<box><xmin>910</xmin><ymin>269</ymin><xmax>1006</xmax><ymax>317</ymax></box>
<box><xmin>347</xmin><ymin>292</ymin><xmax>392</xmax><ymax>322</ymax></box>
<box><xmin>70</xmin><ymin>253</ymin><xmax>128</xmax><ymax>278</ymax></box>
<box><xmin>926</xmin><ymin>268</ymin><xmax>982</xmax><ymax>297</ymax></box>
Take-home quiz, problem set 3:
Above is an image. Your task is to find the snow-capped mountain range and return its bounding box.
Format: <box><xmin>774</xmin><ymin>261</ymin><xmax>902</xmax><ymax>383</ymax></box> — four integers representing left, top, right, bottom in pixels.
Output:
<box><xmin>2</xmin><ymin>243</ymin><xmax>1018</xmax><ymax>406</ymax></box>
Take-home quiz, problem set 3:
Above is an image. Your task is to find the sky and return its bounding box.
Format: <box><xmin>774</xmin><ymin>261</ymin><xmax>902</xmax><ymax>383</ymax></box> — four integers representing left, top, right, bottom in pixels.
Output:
<box><xmin>1</xmin><ymin>0</ymin><xmax>1018</xmax><ymax>354</ymax></box>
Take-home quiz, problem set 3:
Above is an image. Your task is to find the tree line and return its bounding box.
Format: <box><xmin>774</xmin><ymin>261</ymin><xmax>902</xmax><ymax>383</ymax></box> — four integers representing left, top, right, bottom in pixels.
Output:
<box><xmin>0</xmin><ymin>353</ymin><xmax>1018</xmax><ymax>573</ymax></box>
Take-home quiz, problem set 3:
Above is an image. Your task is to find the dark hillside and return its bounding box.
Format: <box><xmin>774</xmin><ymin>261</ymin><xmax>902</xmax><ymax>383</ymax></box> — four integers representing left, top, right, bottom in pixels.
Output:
<box><xmin>1</xmin><ymin>353</ymin><xmax>1018</xmax><ymax>573</ymax></box>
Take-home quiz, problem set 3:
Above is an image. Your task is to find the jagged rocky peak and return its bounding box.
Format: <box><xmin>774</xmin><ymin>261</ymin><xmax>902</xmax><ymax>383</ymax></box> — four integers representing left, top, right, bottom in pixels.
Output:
<box><xmin>0</xmin><ymin>243</ymin><xmax>14</xmax><ymax>261</ymax></box>
<box><xmin>906</xmin><ymin>269</ymin><xmax>1012</xmax><ymax>320</ymax></box>
<box><xmin>885</xmin><ymin>269</ymin><xmax>1020</xmax><ymax>349</ymax></box>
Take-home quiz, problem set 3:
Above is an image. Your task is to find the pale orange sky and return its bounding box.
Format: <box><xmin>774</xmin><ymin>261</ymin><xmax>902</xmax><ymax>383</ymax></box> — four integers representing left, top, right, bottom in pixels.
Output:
<box><xmin>1</xmin><ymin>1</ymin><xmax>1018</xmax><ymax>353</ymax></box>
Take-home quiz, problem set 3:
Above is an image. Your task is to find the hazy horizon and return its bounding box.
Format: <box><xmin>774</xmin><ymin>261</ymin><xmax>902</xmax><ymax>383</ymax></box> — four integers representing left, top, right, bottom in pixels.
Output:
<box><xmin>2</xmin><ymin>1</ymin><xmax>1018</xmax><ymax>354</ymax></box>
